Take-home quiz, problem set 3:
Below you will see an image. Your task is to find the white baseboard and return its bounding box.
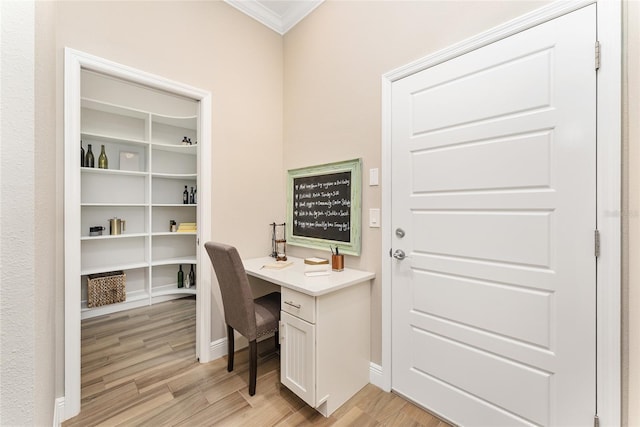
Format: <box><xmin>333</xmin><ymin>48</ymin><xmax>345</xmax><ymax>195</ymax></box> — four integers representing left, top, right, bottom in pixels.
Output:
<box><xmin>369</xmin><ymin>362</ymin><xmax>385</xmax><ymax>390</ymax></box>
<box><xmin>208</xmin><ymin>333</ymin><xmax>277</xmax><ymax>362</ymax></box>
<box><xmin>209</xmin><ymin>337</ymin><xmax>248</xmax><ymax>361</ymax></box>
<box><xmin>209</xmin><ymin>337</ymin><xmax>227</xmax><ymax>360</ymax></box>
<box><xmin>53</xmin><ymin>397</ymin><xmax>65</xmax><ymax>427</ymax></box>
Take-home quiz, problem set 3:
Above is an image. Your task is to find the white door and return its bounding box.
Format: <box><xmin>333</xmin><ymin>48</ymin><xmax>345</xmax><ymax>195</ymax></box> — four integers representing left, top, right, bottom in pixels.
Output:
<box><xmin>391</xmin><ymin>5</ymin><xmax>596</xmax><ymax>426</ymax></box>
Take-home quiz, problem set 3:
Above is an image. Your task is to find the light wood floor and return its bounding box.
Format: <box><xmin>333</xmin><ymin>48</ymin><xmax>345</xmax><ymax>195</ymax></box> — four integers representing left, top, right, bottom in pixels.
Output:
<box><xmin>63</xmin><ymin>297</ymin><xmax>453</xmax><ymax>427</ymax></box>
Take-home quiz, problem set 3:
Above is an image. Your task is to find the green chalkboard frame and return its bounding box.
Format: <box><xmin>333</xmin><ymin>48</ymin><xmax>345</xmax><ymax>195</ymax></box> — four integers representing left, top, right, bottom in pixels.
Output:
<box><xmin>286</xmin><ymin>158</ymin><xmax>362</xmax><ymax>256</ymax></box>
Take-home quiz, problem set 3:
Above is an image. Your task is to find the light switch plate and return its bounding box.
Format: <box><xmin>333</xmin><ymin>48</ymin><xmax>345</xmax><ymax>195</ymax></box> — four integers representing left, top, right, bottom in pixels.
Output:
<box><xmin>369</xmin><ymin>208</ymin><xmax>381</xmax><ymax>228</ymax></box>
<box><xmin>369</xmin><ymin>168</ymin><xmax>379</xmax><ymax>186</ymax></box>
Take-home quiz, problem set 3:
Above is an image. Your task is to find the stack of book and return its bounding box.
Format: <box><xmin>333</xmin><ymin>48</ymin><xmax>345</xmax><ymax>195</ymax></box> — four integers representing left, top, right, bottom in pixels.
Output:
<box><xmin>304</xmin><ymin>257</ymin><xmax>330</xmax><ymax>276</ymax></box>
<box><xmin>177</xmin><ymin>222</ymin><xmax>197</xmax><ymax>233</ymax></box>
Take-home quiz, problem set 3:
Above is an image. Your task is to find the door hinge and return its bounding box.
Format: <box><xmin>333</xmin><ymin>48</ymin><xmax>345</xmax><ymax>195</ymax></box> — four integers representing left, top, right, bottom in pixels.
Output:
<box><xmin>594</xmin><ymin>414</ymin><xmax>600</xmax><ymax>427</ymax></box>
<box><xmin>595</xmin><ymin>229</ymin><xmax>601</xmax><ymax>258</ymax></box>
<box><xmin>595</xmin><ymin>41</ymin><xmax>601</xmax><ymax>70</ymax></box>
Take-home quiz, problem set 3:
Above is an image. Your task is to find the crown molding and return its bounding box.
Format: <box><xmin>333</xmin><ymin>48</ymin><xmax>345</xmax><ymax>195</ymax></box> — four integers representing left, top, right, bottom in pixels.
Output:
<box><xmin>225</xmin><ymin>0</ymin><xmax>323</xmax><ymax>35</ymax></box>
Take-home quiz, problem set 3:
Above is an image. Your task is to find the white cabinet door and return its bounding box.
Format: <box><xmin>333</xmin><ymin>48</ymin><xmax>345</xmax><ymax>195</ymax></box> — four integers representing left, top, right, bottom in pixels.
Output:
<box><xmin>280</xmin><ymin>311</ymin><xmax>315</xmax><ymax>406</ymax></box>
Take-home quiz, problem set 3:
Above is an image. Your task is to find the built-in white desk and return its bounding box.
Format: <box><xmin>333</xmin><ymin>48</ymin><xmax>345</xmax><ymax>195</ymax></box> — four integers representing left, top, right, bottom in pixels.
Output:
<box><xmin>243</xmin><ymin>256</ymin><xmax>375</xmax><ymax>417</ymax></box>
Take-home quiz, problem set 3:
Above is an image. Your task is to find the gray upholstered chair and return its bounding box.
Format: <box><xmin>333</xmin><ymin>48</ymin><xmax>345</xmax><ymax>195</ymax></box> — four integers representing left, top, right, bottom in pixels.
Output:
<box><xmin>204</xmin><ymin>242</ymin><xmax>280</xmax><ymax>396</ymax></box>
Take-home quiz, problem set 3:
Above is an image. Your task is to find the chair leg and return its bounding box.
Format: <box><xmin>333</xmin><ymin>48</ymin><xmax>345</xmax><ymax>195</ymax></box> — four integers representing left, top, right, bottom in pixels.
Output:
<box><xmin>227</xmin><ymin>325</ymin><xmax>234</xmax><ymax>372</ymax></box>
<box><xmin>249</xmin><ymin>340</ymin><xmax>257</xmax><ymax>396</ymax></box>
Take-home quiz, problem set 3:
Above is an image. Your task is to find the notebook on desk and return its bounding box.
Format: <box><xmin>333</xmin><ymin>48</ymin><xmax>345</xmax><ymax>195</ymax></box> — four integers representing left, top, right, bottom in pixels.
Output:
<box><xmin>261</xmin><ymin>260</ymin><xmax>293</xmax><ymax>270</ymax></box>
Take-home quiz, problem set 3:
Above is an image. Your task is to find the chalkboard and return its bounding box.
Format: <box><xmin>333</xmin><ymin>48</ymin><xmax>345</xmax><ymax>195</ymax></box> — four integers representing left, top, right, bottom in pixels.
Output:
<box><xmin>286</xmin><ymin>159</ymin><xmax>362</xmax><ymax>255</ymax></box>
<box><xmin>292</xmin><ymin>171</ymin><xmax>352</xmax><ymax>242</ymax></box>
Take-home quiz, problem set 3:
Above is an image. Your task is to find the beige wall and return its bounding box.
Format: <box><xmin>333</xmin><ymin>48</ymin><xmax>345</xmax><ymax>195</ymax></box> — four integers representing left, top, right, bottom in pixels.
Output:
<box><xmin>36</xmin><ymin>0</ymin><xmax>59</xmax><ymax>424</ymax></box>
<box><xmin>53</xmin><ymin>0</ymin><xmax>284</xmax><ymax>394</ymax></box>
<box><xmin>282</xmin><ymin>0</ymin><xmax>549</xmax><ymax>365</ymax></box>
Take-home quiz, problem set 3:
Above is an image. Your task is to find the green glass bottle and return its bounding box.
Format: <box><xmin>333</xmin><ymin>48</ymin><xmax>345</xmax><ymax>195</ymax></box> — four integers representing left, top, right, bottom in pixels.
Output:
<box><xmin>177</xmin><ymin>265</ymin><xmax>184</xmax><ymax>288</ymax></box>
<box><xmin>188</xmin><ymin>264</ymin><xmax>195</xmax><ymax>288</ymax></box>
<box><xmin>85</xmin><ymin>144</ymin><xmax>95</xmax><ymax>168</ymax></box>
<box><xmin>98</xmin><ymin>144</ymin><xmax>108</xmax><ymax>169</ymax></box>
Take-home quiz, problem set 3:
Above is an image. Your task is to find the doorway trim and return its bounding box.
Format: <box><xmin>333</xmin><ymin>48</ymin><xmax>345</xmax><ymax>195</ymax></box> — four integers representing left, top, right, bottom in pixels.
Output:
<box><xmin>380</xmin><ymin>0</ymin><xmax>621</xmax><ymax>425</ymax></box>
<box><xmin>63</xmin><ymin>48</ymin><xmax>213</xmax><ymax>420</ymax></box>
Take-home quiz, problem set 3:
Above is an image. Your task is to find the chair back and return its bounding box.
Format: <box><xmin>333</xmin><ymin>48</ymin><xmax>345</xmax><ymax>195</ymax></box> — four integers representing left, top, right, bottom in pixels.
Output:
<box><xmin>205</xmin><ymin>242</ymin><xmax>257</xmax><ymax>340</ymax></box>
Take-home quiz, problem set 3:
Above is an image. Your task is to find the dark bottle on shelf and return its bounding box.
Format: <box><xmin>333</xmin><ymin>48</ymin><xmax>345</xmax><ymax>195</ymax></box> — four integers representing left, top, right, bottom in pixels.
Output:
<box><xmin>81</xmin><ymin>141</ymin><xmax>85</xmax><ymax>167</ymax></box>
<box><xmin>183</xmin><ymin>186</ymin><xmax>189</xmax><ymax>204</ymax></box>
<box><xmin>189</xmin><ymin>187</ymin><xmax>195</xmax><ymax>204</ymax></box>
<box><xmin>98</xmin><ymin>144</ymin><xmax>108</xmax><ymax>169</ymax></box>
<box><xmin>85</xmin><ymin>144</ymin><xmax>95</xmax><ymax>168</ymax></box>
<box><xmin>193</xmin><ymin>186</ymin><xmax>197</xmax><ymax>204</ymax></box>
<box><xmin>189</xmin><ymin>264</ymin><xmax>195</xmax><ymax>288</ymax></box>
<box><xmin>177</xmin><ymin>265</ymin><xmax>184</xmax><ymax>288</ymax></box>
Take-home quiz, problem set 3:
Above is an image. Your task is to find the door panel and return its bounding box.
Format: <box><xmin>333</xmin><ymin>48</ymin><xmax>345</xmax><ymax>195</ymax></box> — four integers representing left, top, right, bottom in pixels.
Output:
<box><xmin>412</xmin><ymin>270</ymin><xmax>552</xmax><ymax>347</ymax></box>
<box><xmin>391</xmin><ymin>5</ymin><xmax>596</xmax><ymax>426</ymax></box>
<box><xmin>413</xmin><ymin>210</ymin><xmax>552</xmax><ymax>267</ymax></box>
<box><xmin>280</xmin><ymin>311</ymin><xmax>316</xmax><ymax>407</ymax></box>
<box><xmin>411</xmin><ymin>49</ymin><xmax>552</xmax><ymax>134</ymax></box>
<box><xmin>412</xmin><ymin>131</ymin><xmax>552</xmax><ymax>193</ymax></box>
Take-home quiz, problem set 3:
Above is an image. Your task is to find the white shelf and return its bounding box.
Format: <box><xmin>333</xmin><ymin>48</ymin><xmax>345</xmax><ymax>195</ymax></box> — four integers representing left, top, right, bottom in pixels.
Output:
<box><xmin>81</xmin><ymin>288</ymin><xmax>149</xmax><ymax>308</ymax></box>
<box><xmin>152</xmin><ymin>113</ymin><xmax>197</xmax><ymax>129</ymax></box>
<box><xmin>151</xmin><ymin>256</ymin><xmax>196</xmax><ymax>267</ymax></box>
<box><xmin>81</xmin><ymin>261</ymin><xmax>149</xmax><ymax>276</ymax></box>
<box><xmin>82</xmin><ymin>97</ymin><xmax>149</xmax><ymax>120</ymax></box>
<box><xmin>81</xmin><ymin>167</ymin><xmax>147</xmax><ymax>177</ymax></box>
<box><xmin>81</xmin><ymin>233</ymin><xmax>148</xmax><ymax>241</ymax></box>
<box><xmin>152</xmin><ymin>143</ymin><xmax>197</xmax><ymax>154</ymax></box>
<box><xmin>82</xmin><ymin>203</ymin><xmax>147</xmax><ymax>207</ymax></box>
<box><xmin>152</xmin><ymin>232</ymin><xmax>197</xmax><ymax>236</ymax></box>
<box><xmin>152</xmin><ymin>204</ymin><xmax>196</xmax><ymax>207</ymax></box>
<box><xmin>81</xmin><ymin>131</ymin><xmax>148</xmax><ymax>147</ymax></box>
<box><xmin>152</xmin><ymin>285</ymin><xmax>196</xmax><ymax>297</ymax></box>
<box><xmin>151</xmin><ymin>172</ymin><xmax>197</xmax><ymax>179</ymax></box>
<box><xmin>81</xmin><ymin>290</ymin><xmax>150</xmax><ymax>313</ymax></box>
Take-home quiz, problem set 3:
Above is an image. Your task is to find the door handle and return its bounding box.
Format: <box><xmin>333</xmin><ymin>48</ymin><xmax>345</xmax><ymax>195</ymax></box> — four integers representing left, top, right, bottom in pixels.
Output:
<box><xmin>392</xmin><ymin>249</ymin><xmax>407</xmax><ymax>260</ymax></box>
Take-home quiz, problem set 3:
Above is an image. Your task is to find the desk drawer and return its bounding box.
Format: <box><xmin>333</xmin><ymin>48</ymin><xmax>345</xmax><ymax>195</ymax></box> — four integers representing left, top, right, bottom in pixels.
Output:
<box><xmin>282</xmin><ymin>288</ymin><xmax>316</xmax><ymax>324</ymax></box>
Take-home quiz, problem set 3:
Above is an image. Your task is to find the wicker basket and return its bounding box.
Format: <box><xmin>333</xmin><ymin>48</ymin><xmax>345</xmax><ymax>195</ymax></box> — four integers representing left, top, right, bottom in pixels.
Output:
<box><xmin>87</xmin><ymin>271</ymin><xmax>126</xmax><ymax>307</ymax></box>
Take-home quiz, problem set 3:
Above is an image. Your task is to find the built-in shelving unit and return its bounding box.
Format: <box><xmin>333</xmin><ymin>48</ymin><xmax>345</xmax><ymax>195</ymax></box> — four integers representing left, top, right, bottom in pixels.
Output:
<box><xmin>65</xmin><ymin>49</ymin><xmax>214</xmax><ymax>420</ymax></box>
<box><xmin>78</xmin><ymin>72</ymin><xmax>201</xmax><ymax>318</ymax></box>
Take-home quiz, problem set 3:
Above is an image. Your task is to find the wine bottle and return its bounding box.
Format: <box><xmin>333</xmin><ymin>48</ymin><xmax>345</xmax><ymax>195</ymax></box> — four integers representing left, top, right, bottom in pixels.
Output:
<box><xmin>177</xmin><ymin>265</ymin><xmax>184</xmax><ymax>288</ymax></box>
<box><xmin>81</xmin><ymin>141</ymin><xmax>85</xmax><ymax>167</ymax></box>
<box><xmin>183</xmin><ymin>186</ymin><xmax>189</xmax><ymax>204</ymax></box>
<box><xmin>98</xmin><ymin>144</ymin><xmax>108</xmax><ymax>169</ymax></box>
<box><xmin>189</xmin><ymin>187</ymin><xmax>194</xmax><ymax>204</ymax></box>
<box><xmin>193</xmin><ymin>186</ymin><xmax>197</xmax><ymax>204</ymax></box>
<box><xmin>189</xmin><ymin>264</ymin><xmax>195</xmax><ymax>288</ymax></box>
<box><xmin>85</xmin><ymin>144</ymin><xmax>95</xmax><ymax>168</ymax></box>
